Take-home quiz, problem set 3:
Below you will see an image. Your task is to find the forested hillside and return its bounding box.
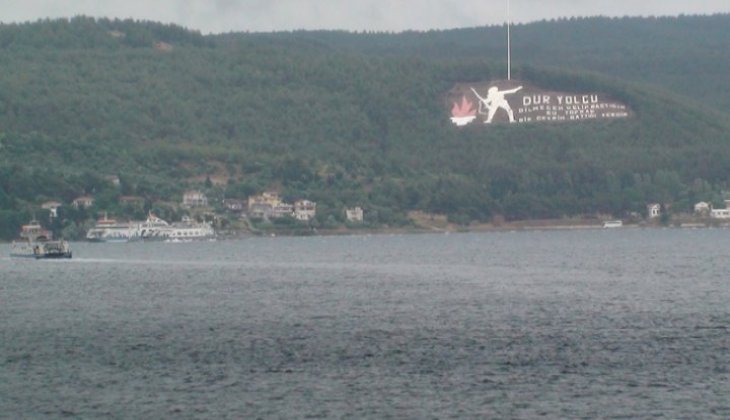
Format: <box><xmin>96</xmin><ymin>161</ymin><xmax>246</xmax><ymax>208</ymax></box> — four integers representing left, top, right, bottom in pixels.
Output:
<box><xmin>1</xmin><ymin>16</ymin><xmax>729</xmax><ymax>238</ymax></box>
<box><xmin>236</xmin><ymin>14</ymin><xmax>730</xmax><ymax>110</ymax></box>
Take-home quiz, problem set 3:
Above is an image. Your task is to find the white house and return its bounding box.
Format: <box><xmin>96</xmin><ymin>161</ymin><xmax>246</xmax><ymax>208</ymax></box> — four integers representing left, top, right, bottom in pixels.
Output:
<box><xmin>694</xmin><ymin>202</ymin><xmax>711</xmax><ymax>214</ymax></box>
<box><xmin>72</xmin><ymin>196</ymin><xmax>95</xmax><ymax>209</ymax></box>
<box><xmin>223</xmin><ymin>199</ymin><xmax>246</xmax><ymax>212</ymax></box>
<box><xmin>647</xmin><ymin>203</ymin><xmax>661</xmax><ymax>219</ymax></box>
<box><xmin>710</xmin><ymin>208</ymin><xmax>730</xmax><ymax>219</ymax></box>
<box><xmin>182</xmin><ymin>190</ymin><xmax>208</xmax><ymax>208</ymax></box>
<box><xmin>345</xmin><ymin>207</ymin><xmax>364</xmax><ymax>223</ymax></box>
<box><xmin>294</xmin><ymin>200</ymin><xmax>317</xmax><ymax>221</ymax></box>
<box><xmin>710</xmin><ymin>200</ymin><xmax>730</xmax><ymax>219</ymax></box>
<box><xmin>272</xmin><ymin>203</ymin><xmax>294</xmax><ymax>218</ymax></box>
<box><xmin>41</xmin><ymin>201</ymin><xmax>62</xmax><ymax>218</ymax></box>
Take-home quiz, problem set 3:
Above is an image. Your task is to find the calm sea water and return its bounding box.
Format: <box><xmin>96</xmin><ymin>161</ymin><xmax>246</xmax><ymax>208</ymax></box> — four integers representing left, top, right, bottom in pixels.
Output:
<box><xmin>1</xmin><ymin>229</ymin><xmax>728</xmax><ymax>419</ymax></box>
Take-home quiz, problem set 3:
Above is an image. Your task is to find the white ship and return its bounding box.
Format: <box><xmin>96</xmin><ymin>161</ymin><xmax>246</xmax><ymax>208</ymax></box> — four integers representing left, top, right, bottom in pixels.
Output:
<box><xmin>86</xmin><ymin>214</ymin><xmax>139</xmax><ymax>243</ymax></box>
<box><xmin>136</xmin><ymin>212</ymin><xmax>172</xmax><ymax>240</ymax></box>
<box><xmin>165</xmin><ymin>216</ymin><xmax>216</xmax><ymax>242</ymax></box>
<box><xmin>87</xmin><ymin>212</ymin><xmax>216</xmax><ymax>242</ymax></box>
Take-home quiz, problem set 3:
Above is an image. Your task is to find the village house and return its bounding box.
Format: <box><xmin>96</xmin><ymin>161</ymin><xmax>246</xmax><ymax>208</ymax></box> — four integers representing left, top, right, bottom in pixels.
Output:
<box><xmin>272</xmin><ymin>203</ymin><xmax>294</xmax><ymax>218</ymax></box>
<box><xmin>223</xmin><ymin>199</ymin><xmax>246</xmax><ymax>213</ymax></box>
<box><xmin>709</xmin><ymin>200</ymin><xmax>730</xmax><ymax>219</ymax></box>
<box><xmin>41</xmin><ymin>201</ymin><xmax>62</xmax><ymax>219</ymax></box>
<box><xmin>345</xmin><ymin>206</ymin><xmax>364</xmax><ymax>223</ymax></box>
<box><xmin>248</xmin><ymin>191</ymin><xmax>290</xmax><ymax>219</ymax></box>
<box><xmin>294</xmin><ymin>200</ymin><xmax>317</xmax><ymax>221</ymax></box>
<box><xmin>248</xmin><ymin>191</ymin><xmax>281</xmax><ymax>209</ymax></box>
<box><xmin>694</xmin><ymin>201</ymin><xmax>711</xmax><ymax>215</ymax></box>
<box><xmin>182</xmin><ymin>190</ymin><xmax>209</xmax><ymax>208</ymax></box>
<box><xmin>72</xmin><ymin>196</ymin><xmax>95</xmax><ymax>209</ymax></box>
<box><xmin>647</xmin><ymin>203</ymin><xmax>661</xmax><ymax>219</ymax></box>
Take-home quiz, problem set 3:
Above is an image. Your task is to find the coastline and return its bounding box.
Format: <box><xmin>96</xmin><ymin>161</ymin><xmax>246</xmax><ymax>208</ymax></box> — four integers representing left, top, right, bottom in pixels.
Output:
<box><xmin>3</xmin><ymin>217</ymin><xmax>728</xmax><ymax>245</ymax></box>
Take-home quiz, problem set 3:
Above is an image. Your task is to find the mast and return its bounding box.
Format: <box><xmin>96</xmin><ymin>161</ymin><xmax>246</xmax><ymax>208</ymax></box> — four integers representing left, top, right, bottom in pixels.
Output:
<box><xmin>507</xmin><ymin>0</ymin><xmax>511</xmax><ymax>80</ymax></box>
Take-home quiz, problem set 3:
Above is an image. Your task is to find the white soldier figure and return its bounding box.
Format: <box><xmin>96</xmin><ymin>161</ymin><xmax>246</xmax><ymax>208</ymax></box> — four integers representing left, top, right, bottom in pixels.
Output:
<box><xmin>471</xmin><ymin>85</ymin><xmax>523</xmax><ymax>123</ymax></box>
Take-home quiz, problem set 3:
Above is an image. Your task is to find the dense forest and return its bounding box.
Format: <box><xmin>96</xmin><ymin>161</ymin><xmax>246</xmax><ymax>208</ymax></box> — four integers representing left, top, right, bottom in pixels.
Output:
<box><xmin>1</xmin><ymin>15</ymin><xmax>729</xmax><ymax>239</ymax></box>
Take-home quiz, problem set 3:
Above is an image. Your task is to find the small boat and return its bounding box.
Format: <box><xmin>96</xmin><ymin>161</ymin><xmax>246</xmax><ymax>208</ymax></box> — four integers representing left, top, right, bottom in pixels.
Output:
<box><xmin>10</xmin><ymin>220</ymin><xmax>72</xmax><ymax>259</ymax></box>
<box><xmin>602</xmin><ymin>220</ymin><xmax>623</xmax><ymax>228</ymax></box>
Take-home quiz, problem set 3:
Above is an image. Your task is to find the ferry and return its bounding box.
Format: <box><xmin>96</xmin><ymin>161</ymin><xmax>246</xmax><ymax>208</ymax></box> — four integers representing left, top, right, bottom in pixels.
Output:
<box><xmin>86</xmin><ymin>214</ymin><xmax>138</xmax><ymax>243</ymax></box>
<box><xmin>85</xmin><ymin>212</ymin><xmax>216</xmax><ymax>242</ymax></box>
<box><xmin>165</xmin><ymin>216</ymin><xmax>216</xmax><ymax>242</ymax></box>
<box><xmin>10</xmin><ymin>220</ymin><xmax>72</xmax><ymax>259</ymax></box>
<box><xmin>136</xmin><ymin>212</ymin><xmax>173</xmax><ymax>240</ymax></box>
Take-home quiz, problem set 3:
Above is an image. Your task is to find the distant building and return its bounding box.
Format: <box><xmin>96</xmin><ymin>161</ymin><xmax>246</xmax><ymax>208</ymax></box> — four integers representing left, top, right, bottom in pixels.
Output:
<box><xmin>294</xmin><ymin>200</ymin><xmax>317</xmax><ymax>221</ymax></box>
<box><xmin>710</xmin><ymin>208</ymin><xmax>730</xmax><ymax>219</ymax></box>
<box><xmin>647</xmin><ymin>203</ymin><xmax>661</xmax><ymax>219</ymax></box>
<box><xmin>248</xmin><ymin>191</ymin><xmax>292</xmax><ymax>219</ymax></box>
<box><xmin>223</xmin><ymin>199</ymin><xmax>246</xmax><ymax>212</ymax></box>
<box><xmin>694</xmin><ymin>201</ymin><xmax>711</xmax><ymax>215</ymax></box>
<box><xmin>182</xmin><ymin>190</ymin><xmax>208</xmax><ymax>208</ymax></box>
<box><xmin>72</xmin><ymin>196</ymin><xmax>95</xmax><ymax>209</ymax></box>
<box><xmin>272</xmin><ymin>203</ymin><xmax>294</xmax><ymax>218</ymax></box>
<box><xmin>345</xmin><ymin>207</ymin><xmax>364</xmax><ymax>223</ymax></box>
<box><xmin>41</xmin><ymin>201</ymin><xmax>62</xmax><ymax>219</ymax></box>
<box><xmin>248</xmin><ymin>191</ymin><xmax>281</xmax><ymax>210</ymax></box>
<box><xmin>710</xmin><ymin>200</ymin><xmax>730</xmax><ymax>219</ymax></box>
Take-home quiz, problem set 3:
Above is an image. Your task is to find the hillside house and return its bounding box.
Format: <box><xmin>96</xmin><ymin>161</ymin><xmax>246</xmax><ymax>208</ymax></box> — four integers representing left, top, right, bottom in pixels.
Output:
<box><xmin>72</xmin><ymin>196</ymin><xmax>95</xmax><ymax>209</ymax></box>
<box><xmin>345</xmin><ymin>207</ymin><xmax>364</xmax><ymax>223</ymax></box>
<box><xmin>223</xmin><ymin>199</ymin><xmax>246</xmax><ymax>212</ymax></box>
<box><xmin>248</xmin><ymin>191</ymin><xmax>291</xmax><ymax>219</ymax></box>
<box><xmin>41</xmin><ymin>201</ymin><xmax>62</xmax><ymax>219</ymax></box>
<box><xmin>182</xmin><ymin>190</ymin><xmax>208</xmax><ymax>208</ymax></box>
<box><xmin>272</xmin><ymin>203</ymin><xmax>294</xmax><ymax>218</ymax></box>
<box><xmin>647</xmin><ymin>203</ymin><xmax>661</xmax><ymax>219</ymax></box>
<box><xmin>710</xmin><ymin>200</ymin><xmax>730</xmax><ymax>219</ymax></box>
<box><xmin>294</xmin><ymin>200</ymin><xmax>317</xmax><ymax>221</ymax></box>
<box><xmin>248</xmin><ymin>191</ymin><xmax>281</xmax><ymax>209</ymax></box>
<box><xmin>694</xmin><ymin>201</ymin><xmax>711</xmax><ymax>215</ymax></box>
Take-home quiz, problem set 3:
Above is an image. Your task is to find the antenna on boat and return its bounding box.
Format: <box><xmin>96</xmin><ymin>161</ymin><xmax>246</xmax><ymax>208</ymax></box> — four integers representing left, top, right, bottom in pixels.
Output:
<box><xmin>507</xmin><ymin>0</ymin><xmax>512</xmax><ymax>80</ymax></box>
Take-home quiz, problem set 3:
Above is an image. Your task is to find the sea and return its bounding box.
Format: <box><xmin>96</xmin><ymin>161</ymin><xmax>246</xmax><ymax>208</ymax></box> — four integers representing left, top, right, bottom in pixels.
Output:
<box><xmin>1</xmin><ymin>229</ymin><xmax>728</xmax><ymax>419</ymax></box>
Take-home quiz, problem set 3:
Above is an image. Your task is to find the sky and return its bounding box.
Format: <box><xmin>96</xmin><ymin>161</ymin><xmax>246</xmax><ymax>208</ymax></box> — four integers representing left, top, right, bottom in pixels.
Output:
<box><xmin>0</xmin><ymin>0</ymin><xmax>728</xmax><ymax>34</ymax></box>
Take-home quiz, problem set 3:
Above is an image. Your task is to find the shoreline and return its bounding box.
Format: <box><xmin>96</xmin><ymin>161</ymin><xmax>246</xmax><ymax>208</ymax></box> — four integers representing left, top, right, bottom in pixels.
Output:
<box><xmin>2</xmin><ymin>219</ymin><xmax>728</xmax><ymax>244</ymax></box>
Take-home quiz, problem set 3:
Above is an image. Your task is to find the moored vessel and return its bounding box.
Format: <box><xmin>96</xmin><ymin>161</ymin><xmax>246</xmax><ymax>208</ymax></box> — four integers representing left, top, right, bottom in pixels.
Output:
<box><xmin>165</xmin><ymin>216</ymin><xmax>216</xmax><ymax>242</ymax></box>
<box><xmin>86</xmin><ymin>214</ymin><xmax>138</xmax><ymax>243</ymax></box>
<box><xmin>10</xmin><ymin>220</ymin><xmax>72</xmax><ymax>259</ymax></box>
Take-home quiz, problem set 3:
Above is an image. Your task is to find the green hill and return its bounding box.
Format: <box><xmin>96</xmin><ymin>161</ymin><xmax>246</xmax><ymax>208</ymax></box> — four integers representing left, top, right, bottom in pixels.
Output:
<box><xmin>1</xmin><ymin>16</ymin><xmax>729</xmax><ymax>239</ymax></box>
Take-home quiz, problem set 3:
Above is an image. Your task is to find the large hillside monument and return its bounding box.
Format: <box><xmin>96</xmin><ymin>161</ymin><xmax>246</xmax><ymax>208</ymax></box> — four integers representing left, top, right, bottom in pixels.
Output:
<box><xmin>448</xmin><ymin>0</ymin><xmax>630</xmax><ymax>127</ymax></box>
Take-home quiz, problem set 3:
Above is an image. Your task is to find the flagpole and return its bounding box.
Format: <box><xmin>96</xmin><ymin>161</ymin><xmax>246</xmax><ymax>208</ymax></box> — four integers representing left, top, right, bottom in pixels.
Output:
<box><xmin>507</xmin><ymin>0</ymin><xmax>511</xmax><ymax>80</ymax></box>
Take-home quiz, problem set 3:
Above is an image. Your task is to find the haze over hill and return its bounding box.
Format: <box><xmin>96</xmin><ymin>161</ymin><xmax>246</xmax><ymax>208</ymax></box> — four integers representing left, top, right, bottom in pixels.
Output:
<box><xmin>1</xmin><ymin>0</ymin><xmax>729</xmax><ymax>33</ymax></box>
<box><xmin>0</xmin><ymin>15</ymin><xmax>729</xmax><ymax>238</ymax></box>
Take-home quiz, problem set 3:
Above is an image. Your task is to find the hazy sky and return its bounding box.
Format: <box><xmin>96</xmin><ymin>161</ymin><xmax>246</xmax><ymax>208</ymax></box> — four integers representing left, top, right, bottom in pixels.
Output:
<box><xmin>0</xmin><ymin>0</ymin><xmax>728</xmax><ymax>34</ymax></box>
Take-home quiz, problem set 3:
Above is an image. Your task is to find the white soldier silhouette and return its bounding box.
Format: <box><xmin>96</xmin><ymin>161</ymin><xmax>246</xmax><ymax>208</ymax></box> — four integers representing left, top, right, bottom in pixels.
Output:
<box><xmin>471</xmin><ymin>85</ymin><xmax>523</xmax><ymax>123</ymax></box>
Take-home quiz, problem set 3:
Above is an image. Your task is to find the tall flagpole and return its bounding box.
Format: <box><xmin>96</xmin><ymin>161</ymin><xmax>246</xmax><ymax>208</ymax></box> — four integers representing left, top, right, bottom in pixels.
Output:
<box><xmin>507</xmin><ymin>0</ymin><xmax>511</xmax><ymax>80</ymax></box>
